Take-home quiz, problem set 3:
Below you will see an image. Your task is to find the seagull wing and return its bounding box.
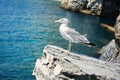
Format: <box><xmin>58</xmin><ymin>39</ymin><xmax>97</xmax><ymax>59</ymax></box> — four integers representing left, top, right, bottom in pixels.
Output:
<box><xmin>65</xmin><ymin>28</ymin><xmax>90</xmax><ymax>44</ymax></box>
<box><xmin>66</xmin><ymin>28</ymin><xmax>80</xmax><ymax>36</ymax></box>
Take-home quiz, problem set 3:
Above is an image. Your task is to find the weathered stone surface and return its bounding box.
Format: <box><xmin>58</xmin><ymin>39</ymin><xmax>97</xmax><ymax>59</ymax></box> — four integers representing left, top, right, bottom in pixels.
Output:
<box><xmin>115</xmin><ymin>14</ymin><xmax>120</xmax><ymax>40</ymax></box>
<box><xmin>56</xmin><ymin>0</ymin><xmax>120</xmax><ymax>18</ymax></box>
<box><xmin>98</xmin><ymin>39</ymin><xmax>120</xmax><ymax>63</ymax></box>
<box><xmin>33</xmin><ymin>45</ymin><xmax>120</xmax><ymax>80</ymax></box>
<box><xmin>58</xmin><ymin>0</ymin><xmax>102</xmax><ymax>15</ymax></box>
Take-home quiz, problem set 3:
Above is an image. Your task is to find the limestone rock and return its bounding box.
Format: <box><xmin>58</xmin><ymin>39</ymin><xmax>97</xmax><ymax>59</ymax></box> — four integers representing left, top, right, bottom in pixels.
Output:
<box><xmin>33</xmin><ymin>45</ymin><xmax>120</xmax><ymax>80</ymax></box>
<box><xmin>58</xmin><ymin>0</ymin><xmax>102</xmax><ymax>15</ymax></box>
<box><xmin>98</xmin><ymin>39</ymin><xmax>120</xmax><ymax>63</ymax></box>
<box><xmin>115</xmin><ymin>14</ymin><xmax>120</xmax><ymax>40</ymax></box>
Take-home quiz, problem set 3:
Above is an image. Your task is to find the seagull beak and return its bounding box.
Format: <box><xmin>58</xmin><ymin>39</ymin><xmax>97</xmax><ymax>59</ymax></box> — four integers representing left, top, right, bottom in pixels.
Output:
<box><xmin>55</xmin><ymin>19</ymin><xmax>60</xmax><ymax>23</ymax></box>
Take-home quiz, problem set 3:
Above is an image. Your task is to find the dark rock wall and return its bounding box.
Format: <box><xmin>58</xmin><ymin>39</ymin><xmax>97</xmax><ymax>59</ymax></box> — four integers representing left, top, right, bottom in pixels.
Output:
<box><xmin>101</xmin><ymin>0</ymin><xmax>120</xmax><ymax>19</ymax></box>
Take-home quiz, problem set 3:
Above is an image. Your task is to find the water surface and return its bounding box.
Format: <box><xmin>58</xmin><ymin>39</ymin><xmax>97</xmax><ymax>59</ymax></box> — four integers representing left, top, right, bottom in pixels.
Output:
<box><xmin>0</xmin><ymin>0</ymin><xmax>114</xmax><ymax>80</ymax></box>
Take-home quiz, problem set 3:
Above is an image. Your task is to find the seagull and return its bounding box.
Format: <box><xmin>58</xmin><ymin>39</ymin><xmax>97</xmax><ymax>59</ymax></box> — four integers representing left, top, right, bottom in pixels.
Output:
<box><xmin>55</xmin><ymin>18</ymin><xmax>95</xmax><ymax>53</ymax></box>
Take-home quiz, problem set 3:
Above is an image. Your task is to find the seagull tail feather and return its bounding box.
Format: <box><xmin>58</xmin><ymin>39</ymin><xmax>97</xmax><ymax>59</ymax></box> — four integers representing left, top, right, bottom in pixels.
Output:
<box><xmin>85</xmin><ymin>42</ymin><xmax>96</xmax><ymax>47</ymax></box>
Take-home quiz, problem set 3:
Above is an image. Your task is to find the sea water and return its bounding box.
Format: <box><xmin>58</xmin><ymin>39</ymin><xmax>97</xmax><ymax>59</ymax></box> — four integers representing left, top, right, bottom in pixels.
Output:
<box><xmin>0</xmin><ymin>0</ymin><xmax>114</xmax><ymax>80</ymax></box>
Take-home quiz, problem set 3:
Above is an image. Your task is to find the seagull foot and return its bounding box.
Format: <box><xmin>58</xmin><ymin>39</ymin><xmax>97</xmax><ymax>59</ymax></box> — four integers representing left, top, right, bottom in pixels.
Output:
<box><xmin>65</xmin><ymin>50</ymin><xmax>70</xmax><ymax>55</ymax></box>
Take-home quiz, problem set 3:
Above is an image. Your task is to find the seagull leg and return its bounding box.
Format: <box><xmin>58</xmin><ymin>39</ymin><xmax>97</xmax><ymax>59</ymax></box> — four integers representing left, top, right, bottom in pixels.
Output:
<box><xmin>67</xmin><ymin>43</ymin><xmax>69</xmax><ymax>50</ymax></box>
<box><xmin>68</xmin><ymin>42</ymin><xmax>72</xmax><ymax>52</ymax></box>
<box><xmin>66</xmin><ymin>42</ymin><xmax>72</xmax><ymax>54</ymax></box>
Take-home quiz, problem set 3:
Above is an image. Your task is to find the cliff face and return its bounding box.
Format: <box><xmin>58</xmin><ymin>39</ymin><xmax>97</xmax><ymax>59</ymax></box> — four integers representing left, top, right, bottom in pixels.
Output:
<box><xmin>32</xmin><ymin>45</ymin><xmax>120</xmax><ymax>80</ymax></box>
<box><xmin>59</xmin><ymin>0</ymin><xmax>102</xmax><ymax>15</ymax></box>
<box><xmin>98</xmin><ymin>39</ymin><xmax>120</xmax><ymax>63</ymax></box>
<box><xmin>56</xmin><ymin>0</ymin><xmax>120</xmax><ymax>19</ymax></box>
<box><xmin>98</xmin><ymin>14</ymin><xmax>120</xmax><ymax>63</ymax></box>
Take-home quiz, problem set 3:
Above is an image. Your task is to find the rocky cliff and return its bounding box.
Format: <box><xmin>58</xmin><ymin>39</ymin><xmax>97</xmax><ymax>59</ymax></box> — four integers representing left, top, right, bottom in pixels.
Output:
<box><xmin>98</xmin><ymin>14</ymin><xmax>120</xmax><ymax>63</ymax></box>
<box><xmin>98</xmin><ymin>39</ymin><xmax>120</xmax><ymax>63</ymax></box>
<box><xmin>56</xmin><ymin>0</ymin><xmax>120</xmax><ymax>19</ymax></box>
<box><xmin>32</xmin><ymin>2</ymin><xmax>120</xmax><ymax>80</ymax></box>
<box><xmin>32</xmin><ymin>45</ymin><xmax>120</xmax><ymax>80</ymax></box>
<box><xmin>59</xmin><ymin>0</ymin><xmax>102</xmax><ymax>15</ymax></box>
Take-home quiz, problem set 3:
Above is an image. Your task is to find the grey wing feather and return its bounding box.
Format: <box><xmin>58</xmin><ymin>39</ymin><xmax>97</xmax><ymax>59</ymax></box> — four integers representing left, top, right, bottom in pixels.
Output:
<box><xmin>66</xmin><ymin>28</ymin><xmax>80</xmax><ymax>36</ymax></box>
<box><xmin>65</xmin><ymin>28</ymin><xmax>90</xmax><ymax>43</ymax></box>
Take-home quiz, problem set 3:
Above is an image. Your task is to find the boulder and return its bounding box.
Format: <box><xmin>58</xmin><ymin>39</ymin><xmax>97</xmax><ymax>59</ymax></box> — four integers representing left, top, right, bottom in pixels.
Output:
<box><xmin>98</xmin><ymin>39</ymin><xmax>120</xmax><ymax>63</ymax></box>
<box><xmin>32</xmin><ymin>45</ymin><xmax>120</xmax><ymax>80</ymax></box>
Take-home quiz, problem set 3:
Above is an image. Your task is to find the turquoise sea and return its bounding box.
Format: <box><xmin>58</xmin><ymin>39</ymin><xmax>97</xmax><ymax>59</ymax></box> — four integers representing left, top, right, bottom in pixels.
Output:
<box><xmin>0</xmin><ymin>0</ymin><xmax>114</xmax><ymax>80</ymax></box>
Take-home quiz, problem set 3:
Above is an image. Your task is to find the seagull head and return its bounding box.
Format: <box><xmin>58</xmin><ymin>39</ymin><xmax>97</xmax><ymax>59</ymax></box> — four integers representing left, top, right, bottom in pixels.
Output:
<box><xmin>55</xmin><ymin>18</ymin><xmax>69</xmax><ymax>24</ymax></box>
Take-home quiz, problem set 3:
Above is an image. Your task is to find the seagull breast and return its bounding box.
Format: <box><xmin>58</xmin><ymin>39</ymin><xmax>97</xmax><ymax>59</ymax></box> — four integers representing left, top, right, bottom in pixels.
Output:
<box><xmin>59</xmin><ymin>24</ymin><xmax>74</xmax><ymax>42</ymax></box>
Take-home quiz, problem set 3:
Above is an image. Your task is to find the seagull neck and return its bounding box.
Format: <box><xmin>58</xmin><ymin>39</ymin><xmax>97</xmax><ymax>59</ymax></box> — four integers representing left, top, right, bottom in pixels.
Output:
<box><xmin>60</xmin><ymin>23</ymin><xmax>68</xmax><ymax>27</ymax></box>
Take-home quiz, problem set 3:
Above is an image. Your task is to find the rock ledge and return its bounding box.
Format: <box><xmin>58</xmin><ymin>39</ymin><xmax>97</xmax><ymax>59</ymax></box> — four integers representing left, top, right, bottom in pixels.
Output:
<box><xmin>32</xmin><ymin>45</ymin><xmax>120</xmax><ymax>80</ymax></box>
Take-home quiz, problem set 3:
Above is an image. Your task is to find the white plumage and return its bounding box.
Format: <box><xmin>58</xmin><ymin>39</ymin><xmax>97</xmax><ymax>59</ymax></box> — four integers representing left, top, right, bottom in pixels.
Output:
<box><xmin>55</xmin><ymin>18</ymin><xmax>95</xmax><ymax>53</ymax></box>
